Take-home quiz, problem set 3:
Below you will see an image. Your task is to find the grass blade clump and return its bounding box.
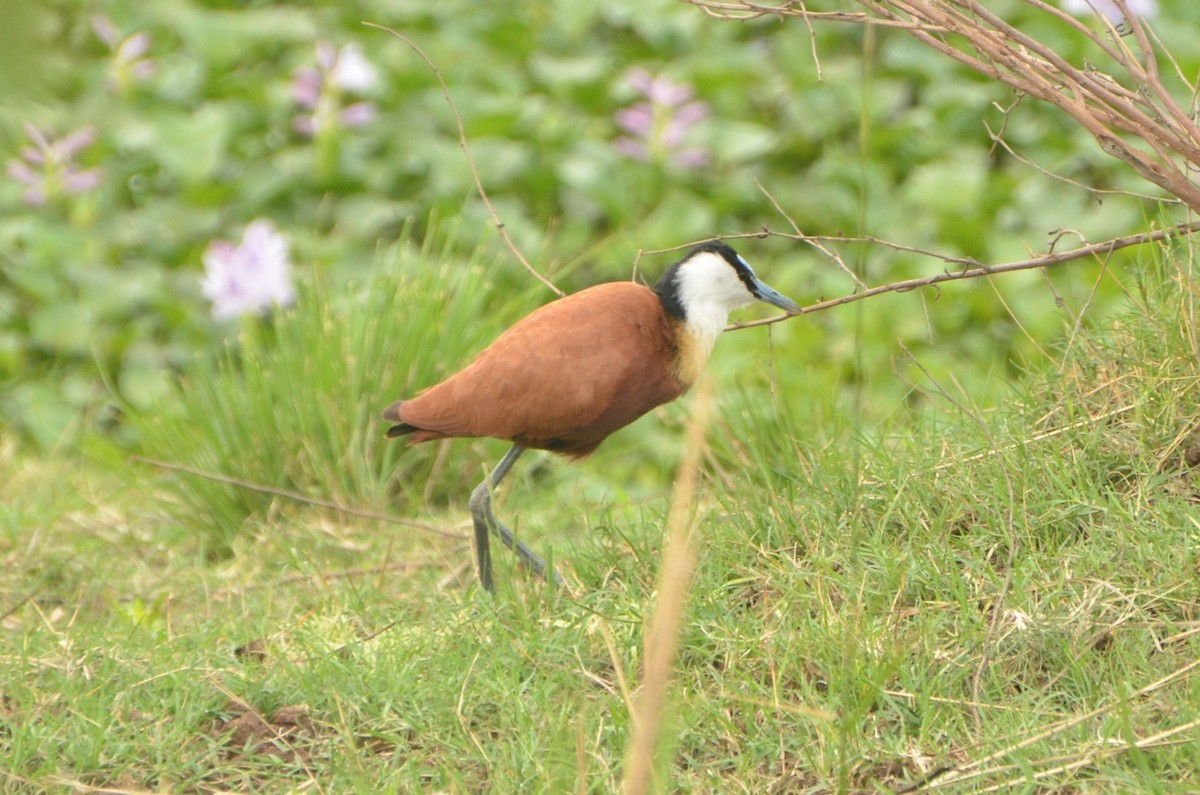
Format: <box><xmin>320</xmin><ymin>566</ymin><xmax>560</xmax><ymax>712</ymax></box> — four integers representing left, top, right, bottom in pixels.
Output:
<box><xmin>136</xmin><ymin>230</ymin><xmax>535</xmax><ymax>553</ymax></box>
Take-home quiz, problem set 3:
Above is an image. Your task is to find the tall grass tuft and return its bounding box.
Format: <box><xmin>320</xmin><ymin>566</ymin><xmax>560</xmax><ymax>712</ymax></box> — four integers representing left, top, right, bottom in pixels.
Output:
<box><xmin>136</xmin><ymin>229</ymin><xmax>535</xmax><ymax>554</ymax></box>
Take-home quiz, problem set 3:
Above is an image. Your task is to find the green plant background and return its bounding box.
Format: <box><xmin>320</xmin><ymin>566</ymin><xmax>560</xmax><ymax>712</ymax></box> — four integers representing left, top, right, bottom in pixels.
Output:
<box><xmin>3</xmin><ymin>0</ymin><xmax>1193</xmax><ymax>454</ymax></box>
<box><xmin>5</xmin><ymin>2</ymin><xmax>1200</xmax><ymax>791</ymax></box>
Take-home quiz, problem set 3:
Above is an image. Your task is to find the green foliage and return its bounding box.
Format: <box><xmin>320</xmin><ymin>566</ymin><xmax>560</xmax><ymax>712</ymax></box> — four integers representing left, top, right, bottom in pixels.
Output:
<box><xmin>136</xmin><ymin>228</ymin><xmax>538</xmax><ymax>553</ymax></box>
<box><xmin>6</xmin><ymin>0</ymin><xmax>1200</xmax><ymax>790</ymax></box>
<box><xmin>3</xmin><ymin>247</ymin><xmax>1199</xmax><ymax>792</ymax></box>
<box><xmin>3</xmin><ymin>0</ymin><xmax>1197</xmax><ymax>449</ymax></box>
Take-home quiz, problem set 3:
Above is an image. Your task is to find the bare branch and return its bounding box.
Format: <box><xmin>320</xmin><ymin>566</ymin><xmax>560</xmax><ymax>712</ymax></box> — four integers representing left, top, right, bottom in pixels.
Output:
<box><xmin>131</xmin><ymin>456</ymin><xmax>466</xmax><ymax>540</ymax></box>
<box><xmin>364</xmin><ymin>23</ymin><xmax>565</xmax><ymax>297</ymax></box>
<box><xmin>725</xmin><ymin>221</ymin><xmax>1200</xmax><ymax>331</ymax></box>
<box><xmin>755</xmin><ymin>177</ymin><xmax>867</xmax><ymax>288</ymax></box>
<box><xmin>681</xmin><ymin>0</ymin><xmax>1200</xmax><ymax>213</ymax></box>
<box><xmin>986</xmin><ymin>123</ymin><xmax>1174</xmax><ymax>205</ymax></box>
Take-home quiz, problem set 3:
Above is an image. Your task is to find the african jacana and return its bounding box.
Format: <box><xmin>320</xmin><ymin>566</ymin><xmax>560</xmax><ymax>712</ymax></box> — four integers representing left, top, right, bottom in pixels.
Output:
<box><xmin>384</xmin><ymin>240</ymin><xmax>800</xmax><ymax>591</ymax></box>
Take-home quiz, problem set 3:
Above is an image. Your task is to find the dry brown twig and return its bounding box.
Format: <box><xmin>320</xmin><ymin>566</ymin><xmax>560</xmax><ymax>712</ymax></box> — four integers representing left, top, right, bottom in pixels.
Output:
<box><xmin>682</xmin><ymin>0</ymin><xmax>1200</xmax><ymax>212</ymax></box>
<box><xmin>621</xmin><ymin>378</ymin><xmax>715</xmax><ymax>795</ymax></box>
<box><xmin>898</xmin><ymin>656</ymin><xmax>1200</xmax><ymax>792</ymax></box>
<box><xmin>364</xmin><ymin>23</ymin><xmax>565</xmax><ymax>297</ymax></box>
<box><xmin>755</xmin><ymin>177</ymin><xmax>867</xmax><ymax>288</ymax></box>
<box><xmin>716</xmin><ymin>220</ymin><xmax>1200</xmax><ymax>331</ymax></box>
<box><xmin>132</xmin><ymin>456</ymin><xmax>465</xmax><ymax>541</ymax></box>
<box><xmin>372</xmin><ymin>12</ymin><xmax>1198</xmax><ymax>333</ymax></box>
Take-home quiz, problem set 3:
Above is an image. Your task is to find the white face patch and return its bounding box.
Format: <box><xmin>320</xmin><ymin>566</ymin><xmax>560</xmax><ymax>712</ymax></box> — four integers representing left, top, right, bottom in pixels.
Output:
<box><xmin>673</xmin><ymin>250</ymin><xmax>759</xmax><ymax>346</ymax></box>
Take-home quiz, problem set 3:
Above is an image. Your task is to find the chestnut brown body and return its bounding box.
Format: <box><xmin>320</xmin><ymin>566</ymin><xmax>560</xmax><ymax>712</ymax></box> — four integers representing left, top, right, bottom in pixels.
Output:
<box><xmin>382</xmin><ymin>240</ymin><xmax>801</xmax><ymax>591</ymax></box>
<box><xmin>384</xmin><ymin>282</ymin><xmax>692</xmax><ymax>458</ymax></box>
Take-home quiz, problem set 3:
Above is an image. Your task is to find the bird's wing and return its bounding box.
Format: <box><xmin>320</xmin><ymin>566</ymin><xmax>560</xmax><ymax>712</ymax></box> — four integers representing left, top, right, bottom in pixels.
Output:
<box><xmin>397</xmin><ymin>283</ymin><xmax>685</xmax><ymax>446</ymax></box>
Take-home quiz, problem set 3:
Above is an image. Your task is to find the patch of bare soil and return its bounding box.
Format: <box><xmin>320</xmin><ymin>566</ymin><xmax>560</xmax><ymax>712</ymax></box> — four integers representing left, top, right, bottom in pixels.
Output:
<box><xmin>209</xmin><ymin>701</ymin><xmax>318</xmax><ymax>764</ymax></box>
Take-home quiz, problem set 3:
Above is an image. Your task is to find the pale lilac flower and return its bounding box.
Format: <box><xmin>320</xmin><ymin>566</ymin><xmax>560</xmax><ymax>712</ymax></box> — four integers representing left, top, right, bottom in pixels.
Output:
<box><xmin>330</xmin><ymin>43</ymin><xmax>378</xmax><ymax>92</ymax></box>
<box><xmin>92</xmin><ymin>15</ymin><xmax>155</xmax><ymax>93</ymax></box>
<box><xmin>292</xmin><ymin>42</ymin><xmax>379</xmax><ymax>137</ymax></box>
<box><xmin>1061</xmin><ymin>0</ymin><xmax>1157</xmax><ymax>22</ymax></box>
<box><xmin>6</xmin><ymin>124</ymin><xmax>102</xmax><ymax>207</ymax></box>
<box><xmin>200</xmin><ymin>220</ymin><xmax>295</xmax><ymax>320</ymax></box>
<box><xmin>291</xmin><ymin>67</ymin><xmax>323</xmax><ymax>109</ymax></box>
<box><xmin>615</xmin><ymin>68</ymin><xmax>710</xmax><ymax>169</ymax></box>
<box><xmin>628</xmin><ymin>69</ymin><xmax>694</xmax><ymax>107</ymax></box>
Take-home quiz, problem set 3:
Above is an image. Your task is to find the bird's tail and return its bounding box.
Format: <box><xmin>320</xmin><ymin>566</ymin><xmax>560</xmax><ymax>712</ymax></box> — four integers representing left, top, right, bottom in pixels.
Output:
<box><xmin>382</xmin><ymin>401</ymin><xmax>416</xmax><ymax>439</ymax></box>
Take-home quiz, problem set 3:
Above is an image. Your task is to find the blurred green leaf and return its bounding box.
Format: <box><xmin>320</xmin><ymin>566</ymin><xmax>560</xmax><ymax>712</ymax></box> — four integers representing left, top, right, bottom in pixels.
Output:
<box><xmin>154</xmin><ymin>2</ymin><xmax>315</xmax><ymax>68</ymax></box>
<box><xmin>119</xmin><ymin>362</ymin><xmax>172</xmax><ymax>412</ymax></box>
<box><xmin>3</xmin><ymin>382</ymin><xmax>77</xmax><ymax>450</ymax></box>
<box><xmin>139</xmin><ymin>107</ymin><xmax>233</xmax><ymax>185</ymax></box>
<box><xmin>0</xmin><ymin>0</ymin><xmax>1191</xmax><ymax>451</ymax></box>
<box><xmin>0</xmin><ymin>2</ymin><xmax>58</xmax><ymax>101</ymax></box>
<box><xmin>915</xmin><ymin>148</ymin><xmax>987</xmax><ymax>200</ymax></box>
<box><xmin>29</xmin><ymin>304</ymin><xmax>96</xmax><ymax>354</ymax></box>
<box><xmin>711</xmin><ymin>120</ymin><xmax>776</xmax><ymax>163</ymax></box>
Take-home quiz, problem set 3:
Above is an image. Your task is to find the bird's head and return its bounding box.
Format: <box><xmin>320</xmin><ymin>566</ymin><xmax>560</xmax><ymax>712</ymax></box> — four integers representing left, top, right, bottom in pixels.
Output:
<box><xmin>654</xmin><ymin>241</ymin><xmax>800</xmax><ymax>340</ymax></box>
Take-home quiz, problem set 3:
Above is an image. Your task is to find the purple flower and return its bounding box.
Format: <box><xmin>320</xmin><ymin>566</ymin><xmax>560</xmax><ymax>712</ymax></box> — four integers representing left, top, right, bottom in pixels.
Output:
<box><xmin>628</xmin><ymin>69</ymin><xmax>695</xmax><ymax>107</ymax></box>
<box><xmin>615</xmin><ymin>68</ymin><xmax>710</xmax><ymax>169</ymax></box>
<box><xmin>92</xmin><ymin>15</ymin><xmax>155</xmax><ymax>93</ymax></box>
<box><xmin>1060</xmin><ymin>0</ymin><xmax>1157</xmax><ymax>22</ymax></box>
<box><xmin>6</xmin><ymin>124</ymin><xmax>102</xmax><ymax>207</ymax></box>
<box><xmin>292</xmin><ymin>42</ymin><xmax>379</xmax><ymax>137</ymax></box>
<box><xmin>200</xmin><ymin>220</ymin><xmax>295</xmax><ymax>320</ymax></box>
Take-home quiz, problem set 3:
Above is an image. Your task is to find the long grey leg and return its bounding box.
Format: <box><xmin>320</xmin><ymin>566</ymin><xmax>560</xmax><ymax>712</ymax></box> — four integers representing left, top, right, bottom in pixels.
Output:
<box><xmin>467</xmin><ymin>444</ymin><xmax>562</xmax><ymax>591</ymax></box>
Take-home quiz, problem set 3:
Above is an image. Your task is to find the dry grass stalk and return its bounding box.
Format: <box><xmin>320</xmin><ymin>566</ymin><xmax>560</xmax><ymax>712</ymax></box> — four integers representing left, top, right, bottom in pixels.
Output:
<box><xmin>903</xmin><ymin>656</ymin><xmax>1200</xmax><ymax>791</ymax></box>
<box><xmin>133</xmin><ymin>455</ymin><xmax>462</xmax><ymax>539</ymax></box>
<box><xmin>621</xmin><ymin>379</ymin><xmax>716</xmax><ymax>795</ymax></box>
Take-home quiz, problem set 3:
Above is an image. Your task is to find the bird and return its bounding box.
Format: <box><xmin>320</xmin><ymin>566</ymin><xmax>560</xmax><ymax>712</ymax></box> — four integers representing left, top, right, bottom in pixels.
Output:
<box><xmin>383</xmin><ymin>240</ymin><xmax>800</xmax><ymax>591</ymax></box>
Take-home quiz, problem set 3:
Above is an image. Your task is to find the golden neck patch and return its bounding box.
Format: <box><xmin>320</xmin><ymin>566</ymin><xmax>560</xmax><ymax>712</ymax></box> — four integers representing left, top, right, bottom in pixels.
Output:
<box><xmin>671</xmin><ymin>319</ymin><xmax>718</xmax><ymax>388</ymax></box>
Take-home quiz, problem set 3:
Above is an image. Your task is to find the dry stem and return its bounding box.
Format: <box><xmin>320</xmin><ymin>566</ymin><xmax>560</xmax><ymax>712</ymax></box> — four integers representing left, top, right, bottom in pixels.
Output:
<box><xmin>720</xmin><ymin>220</ymin><xmax>1200</xmax><ymax>331</ymax></box>
<box><xmin>621</xmin><ymin>379</ymin><xmax>715</xmax><ymax>795</ymax></box>
<box><xmin>683</xmin><ymin>0</ymin><xmax>1200</xmax><ymax>212</ymax></box>
<box><xmin>365</xmin><ymin>23</ymin><xmax>564</xmax><ymax>297</ymax></box>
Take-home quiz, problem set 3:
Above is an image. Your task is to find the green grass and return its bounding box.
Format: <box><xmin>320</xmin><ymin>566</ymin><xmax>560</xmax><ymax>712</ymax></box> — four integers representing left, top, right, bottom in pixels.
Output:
<box><xmin>133</xmin><ymin>225</ymin><xmax>547</xmax><ymax>555</ymax></box>
<box><xmin>2</xmin><ymin>250</ymin><xmax>1200</xmax><ymax>793</ymax></box>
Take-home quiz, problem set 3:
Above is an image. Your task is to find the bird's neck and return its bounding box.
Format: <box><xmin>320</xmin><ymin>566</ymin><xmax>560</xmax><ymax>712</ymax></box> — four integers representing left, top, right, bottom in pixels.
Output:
<box><xmin>654</xmin><ymin>264</ymin><xmax>732</xmax><ymax>345</ymax></box>
<box><xmin>669</xmin><ymin>315</ymin><xmax>722</xmax><ymax>388</ymax></box>
<box><xmin>682</xmin><ymin>301</ymin><xmax>732</xmax><ymax>347</ymax></box>
<box><xmin>655</xmin><ymin>268</ymin><xmax>730</xmax><ymax>386</ymax></box>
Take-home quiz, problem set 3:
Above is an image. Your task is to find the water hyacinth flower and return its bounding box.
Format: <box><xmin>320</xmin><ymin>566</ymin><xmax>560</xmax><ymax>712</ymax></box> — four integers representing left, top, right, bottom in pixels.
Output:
<box><xmin>292</xmin><ymin>42</ymin><xmax>379</xmax><ymax>137</ymax></box>
<box><xmin>615</xmin><ymin>68</ymin><xmax>710</xmax><ymax>169</ymax></box>
<box><xmin>201</xmin><ymin>220</ymin><xmax>295</xmax><ymax>320</ymax></box>
<box><xmin>1060</xmin><ymin>0</ymin><xmax>1157</xmax><ymax>23</ymax></box>
<box><xmin>92</xmin><ymin>15</ymin><xmax>155</xmax><ymax>93</ymax></box>
<box><xmin>6</xmin><ymin>124</ymin><xmax>102</xmax><ymax>207</ymax></box>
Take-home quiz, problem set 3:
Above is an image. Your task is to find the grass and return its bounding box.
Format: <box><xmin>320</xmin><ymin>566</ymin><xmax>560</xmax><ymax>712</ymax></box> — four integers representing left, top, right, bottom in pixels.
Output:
<box><xmin>133</xmin><ymin>225</ymin><xmax>545</xmax><ymax>556</ymax></box>
<box><xmin>2</xmin><ymin>244</ymin><xmax>1200</xmax><ymax>793</ymax></box>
